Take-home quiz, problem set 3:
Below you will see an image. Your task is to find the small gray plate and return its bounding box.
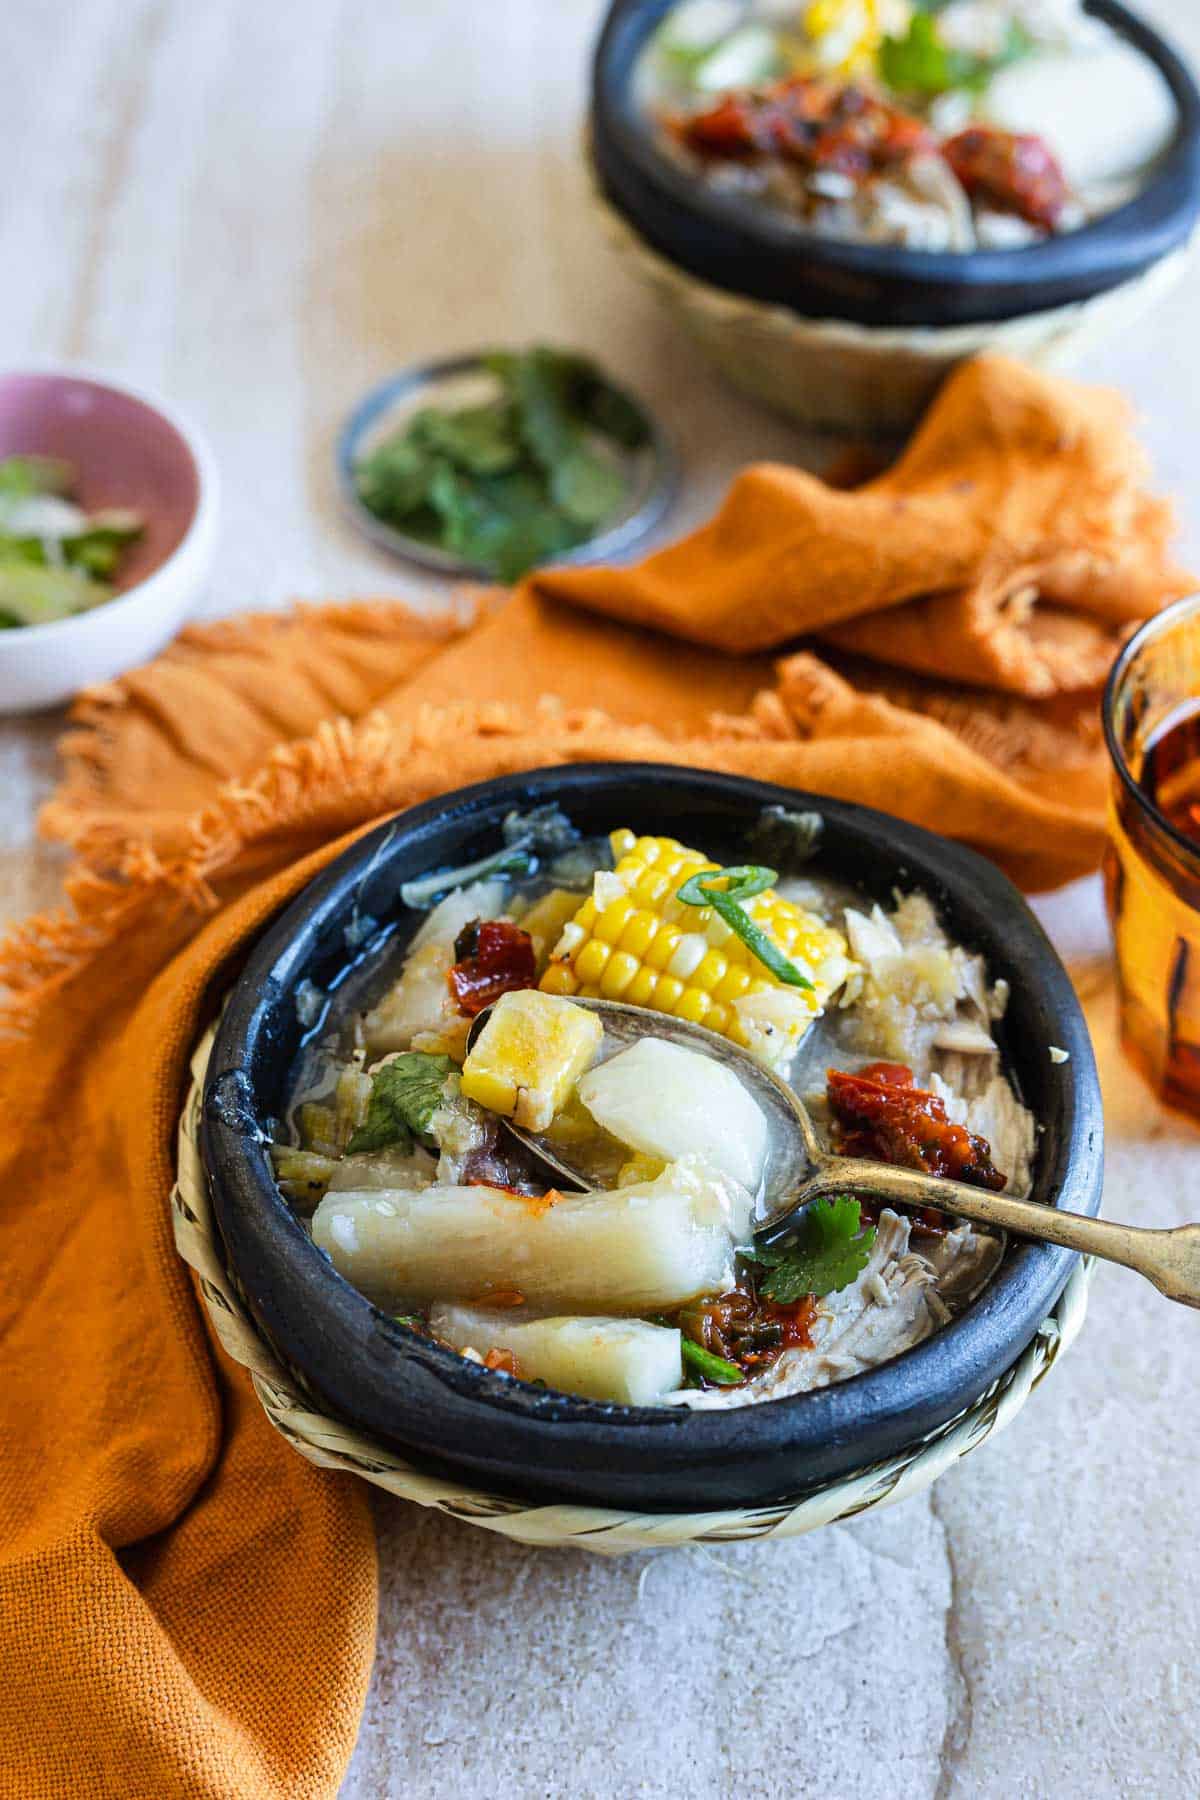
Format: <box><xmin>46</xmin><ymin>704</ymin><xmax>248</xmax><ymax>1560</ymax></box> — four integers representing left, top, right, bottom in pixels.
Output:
<box><xmin>336</xmin><ymin>351</ymin><xmax>677</xmax><ymax>577</ymax></box>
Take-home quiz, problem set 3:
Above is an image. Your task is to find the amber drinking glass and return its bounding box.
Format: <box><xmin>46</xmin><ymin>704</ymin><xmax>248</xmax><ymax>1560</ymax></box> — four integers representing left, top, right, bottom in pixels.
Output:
<box><xmin>1104</xmin><ymin>594</ymin><xmax>1200</xmax><ymax>1118</ymax></box>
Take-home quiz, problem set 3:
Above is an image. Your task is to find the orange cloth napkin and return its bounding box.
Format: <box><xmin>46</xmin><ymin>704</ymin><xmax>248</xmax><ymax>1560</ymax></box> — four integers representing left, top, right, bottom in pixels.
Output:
<box><xmin>0</xmin><ymin>353</ymin><xmax>1185</xmax><ymax>1796</ymax></box>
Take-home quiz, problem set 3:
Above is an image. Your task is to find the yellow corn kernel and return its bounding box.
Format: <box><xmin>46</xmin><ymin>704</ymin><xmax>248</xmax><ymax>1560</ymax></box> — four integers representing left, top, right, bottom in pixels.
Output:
<box><xmin>713</xmin><ymin>964</ymin><xmax>753</xmax><ymax>1005</ymax></box>
<box><xmin>594</xmin><ymin>895</ymin><xmax>636</xmax><ymax>944</ymax></box>
<box><xmin>676</xmin><ymin>988</ymin><xmax>712</xmax><ymax>1026</ymax></box>
<box><xmin>625</xmin><ymin>966</ymin><xmax>659</xmax><ymax>1008</ymax></box>
<box><xmin>634</xmin><ymin>870</ymin><xmax>673</xmax><ymax>908</ymax></box>
<box><xmin>540</xmin><ymin>962</ymin><xmax>580</xmax><ymax>996</ymax></box>
<box><xmin>644</xmin><ymin>923</ymin><xmax>682</xmax><ymax>971</ymax></box>
<box><xmin>618</xmin><ymin>909</ymin><xmax>659</xmax><ymax>960</ymax></box>
<box><xmin>574</xmin><ymin>938</ymin><xmax>612</xmax><ymax>985</ymax></box>
<box><xmin>600</xmin><ymin>950</ymin><xmax>642</xmax><ymax>998</ymax></box>
<box><xmin>609</xmin><ymin>828</ymin><xmax>637</xmax><ymax>860</ymax></box>
<box><xmin>653</xmin><ymin>974</ymin><xmax>684</xmax><ymax>1012</ymax></box>
<box><xmin>693</xmin><ymin>948</ymin><xmax>728</xmax><ymax>992</ymax></box>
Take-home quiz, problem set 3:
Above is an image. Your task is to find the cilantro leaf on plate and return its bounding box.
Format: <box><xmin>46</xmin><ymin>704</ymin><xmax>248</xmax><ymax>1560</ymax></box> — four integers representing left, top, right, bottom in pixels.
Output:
<box><xmin>408</xmin><ymin>400</ymin><xmax>522</xmax><ymax>476</ymax></box>
<box><xmin>346</xmin><ymin>1052</ymin><xmax>454</xmax><ymax>1155</ymax></box>
<box><xmin>507</xmin><ymin>348</ymin><xmax>631</xmax><ymax>528</ymax></box>
<box><xmin>550</xmin><ymin>443</ymin><xmax>628</xmax><ymax>531</ymax></box>
<box><xmin>577</xmin><ymin>372</ymin><xmax>651</xmax><ymax>451</ymax></box>
<box><xmin>427</xmin><ymin>462</ymin><xmax>580</xmax><ymax>583</ymax></box>
<box><xmin>355</xmin><ymin>434</ymin><xmax>437</xmax><ymax>519</ymax></box>
<box><xmin>742</xmin><ymin>1197</ymin><xmax>876</xmax><ymax>1303</ymax></box>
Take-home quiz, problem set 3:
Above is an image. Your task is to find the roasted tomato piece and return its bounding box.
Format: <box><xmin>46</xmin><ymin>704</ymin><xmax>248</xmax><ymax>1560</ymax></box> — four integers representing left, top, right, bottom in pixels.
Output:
<box><xmin>827</xmin><ymin>1061</ymin><xmax>1007</xmax><ymax>1191</ymax></box>
<box><xmin>776</xmin><ymin>73</ymin><xmax>843</xmax><ymax>124</ymax></box>
<box><xmin>804</xmin><ymin>124</ymin><xmax>874</xmax><ymax>178</ymax></box>
<box><xmin>877</xmin><ymin>109</ymin><xmax>939</xmax><ymax>161</ymax></box>
<box><xmin>943</xmin><ymin>126</ymin><xmax>1068</xmax><ymax>228</ymax></box>
<box><xmin>677</xmin><ymin>91</ymin><xmax>766</xmax><ymax>156</ymax></box>
<box><xmin>447</xmin><ymin>918</ymin><xmax>536</xmax><ymax>1016</ymax></box>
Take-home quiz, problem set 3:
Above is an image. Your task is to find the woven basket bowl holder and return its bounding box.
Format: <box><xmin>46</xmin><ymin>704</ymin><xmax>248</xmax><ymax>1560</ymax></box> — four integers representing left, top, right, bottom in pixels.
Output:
<box><xmin>586</xmin><ymin>169</ymin><xmax>1191</xmax><ymax>437</ymax></box>
<box><xmin>175</xmin><ymin>1023</ymin><xmax>1091</xmax><ymax>1557</ymax></box>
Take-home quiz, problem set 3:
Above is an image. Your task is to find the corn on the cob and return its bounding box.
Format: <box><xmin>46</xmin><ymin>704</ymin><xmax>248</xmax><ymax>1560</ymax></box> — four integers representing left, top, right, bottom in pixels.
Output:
<box><xmin>803</xmin><ymin>0</ymin><xmax>892</xmax><ymax>78</ymax></box>
<box><xmin>540</xmin><ymin>830</ymin><xmax>853</xmax><ymax>1071</ymax></box>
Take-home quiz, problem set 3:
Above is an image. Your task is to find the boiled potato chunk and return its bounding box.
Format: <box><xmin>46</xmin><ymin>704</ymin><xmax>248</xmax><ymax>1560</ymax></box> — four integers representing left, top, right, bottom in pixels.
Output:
<box><xmin>311</xmin><ymin>1157</ymin><xmax>742</xmax><ymax>1312</ymax></box>
<box><xmin>461</xmin><ymin>989</ymin><xmax>603</xmax><ymax>1133</ymax></box>
<box><xmin>987</xmin><ymin>48</ymin><xmax>1175</xmax><ymax>189</ymax></box>
<box><xmin>429</xmin><ymin>1305</ymin><xmax>683</xmax><ymax>1405</ymax></box>
<box><xmin>577</xmin><ymin>1036</ymin><xmax>768</xmax><ymax>1193</ymax></box>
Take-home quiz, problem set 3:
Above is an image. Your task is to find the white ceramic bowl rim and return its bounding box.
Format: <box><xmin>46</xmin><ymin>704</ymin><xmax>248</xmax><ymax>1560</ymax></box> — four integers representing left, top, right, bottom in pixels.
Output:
<box><xmin>0</xmin><ymin>362</ymin><xmax>219</xmax><ymax>648</ymax></box>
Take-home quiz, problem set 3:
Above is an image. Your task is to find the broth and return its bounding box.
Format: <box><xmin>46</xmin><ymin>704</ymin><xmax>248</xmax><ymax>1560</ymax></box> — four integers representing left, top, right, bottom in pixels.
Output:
<box><xmin>274</xmin><ymin>812</ymin><xmax>1029</xmax><ymax>1408</ymax></box>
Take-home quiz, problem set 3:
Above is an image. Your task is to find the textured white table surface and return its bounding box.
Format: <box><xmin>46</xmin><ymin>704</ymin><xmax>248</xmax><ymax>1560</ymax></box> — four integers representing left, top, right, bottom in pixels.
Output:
<box><xmin>6</xmin><ymin>3</ymin><xmax>1200</xmax><ymax>1795</ymax></box>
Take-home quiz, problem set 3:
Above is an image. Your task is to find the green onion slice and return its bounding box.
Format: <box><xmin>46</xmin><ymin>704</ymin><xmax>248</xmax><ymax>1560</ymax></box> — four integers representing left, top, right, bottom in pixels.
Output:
<box><xmin>675</xmin><ymin>864</ymin><xmax>813</xmax><ymax>991</ymax></box>
<box><xmin>681</xmin><ymin>1339</ymin><xmax>744</xmax><ymax>1386</ymax></box>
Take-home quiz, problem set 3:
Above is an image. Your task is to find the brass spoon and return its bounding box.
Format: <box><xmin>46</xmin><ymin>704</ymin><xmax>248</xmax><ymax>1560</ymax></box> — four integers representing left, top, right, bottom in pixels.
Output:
<box><xmin>468</xmin><ymin>996</ymin><xmax>1200</xmax><ymax>1309</ymax></box>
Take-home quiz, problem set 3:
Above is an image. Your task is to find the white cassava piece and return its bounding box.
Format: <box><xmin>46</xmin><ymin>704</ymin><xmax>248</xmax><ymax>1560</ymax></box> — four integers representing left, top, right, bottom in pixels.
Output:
<box><xmin>174</xmin><ymin>1021</ymin><xmax>1091</xmax><ymax>1556</ymax></box>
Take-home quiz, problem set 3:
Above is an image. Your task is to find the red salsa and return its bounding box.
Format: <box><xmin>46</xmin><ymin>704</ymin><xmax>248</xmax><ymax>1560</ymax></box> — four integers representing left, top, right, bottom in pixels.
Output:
<box><xmin>679</xmin><ymin>1285</ymin><xmax>819</xmax><ymax>1385</ymax></box>
<box><xmin>827</xmin><ymin>1061</ymin><xmax>1006</xmax><ymax>1191</ymax></box>
<box><xmin>448</xmin><ymin>918</ymin><xmax>537</xmax><ymax>1016</ymax></box>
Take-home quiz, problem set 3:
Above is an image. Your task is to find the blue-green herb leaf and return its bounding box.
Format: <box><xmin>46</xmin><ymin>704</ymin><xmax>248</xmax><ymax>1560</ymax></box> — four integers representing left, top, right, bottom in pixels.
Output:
<box><xmin>347</xmin><ymin>1052</ymin><xmax>454</xmax><ymax>1155</ymax></box>
<box><xmin>400</xmin><ymin>805</ymin><xmax>584</xmax><ymax>910</ymax></box>
<box><xmin>747</xmin><ymin>805</ymin><xmax>823</xmax><ymax>870</ymax></box>
<box><xmin>742</xmin><ymin>1197</ymin><xmax>876</xmax><ymax>1303</ymax></box>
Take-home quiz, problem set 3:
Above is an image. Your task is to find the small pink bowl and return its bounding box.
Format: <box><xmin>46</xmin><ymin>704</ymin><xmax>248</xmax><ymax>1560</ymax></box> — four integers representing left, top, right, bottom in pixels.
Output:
<box><xmin>0</xmin><ymin>369</ymin><xmax>219</xmax><ymax>713</ymax></box>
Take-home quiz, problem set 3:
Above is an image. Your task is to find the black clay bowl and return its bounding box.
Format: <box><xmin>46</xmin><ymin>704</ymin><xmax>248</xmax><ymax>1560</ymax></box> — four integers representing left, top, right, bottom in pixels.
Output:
<box><xmin>201</xmin><ymin>765</ymin><xmax>1102</xmax><ymax>1511</ymax></box>
<box><xmin>590</xmin><ymin>0</ymin><xmax>1200</xmax><ymax>328</ymax></box>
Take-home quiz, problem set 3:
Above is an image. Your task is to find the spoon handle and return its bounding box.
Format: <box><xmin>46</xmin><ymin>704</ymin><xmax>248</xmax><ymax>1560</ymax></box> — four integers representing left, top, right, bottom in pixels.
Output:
<box><xmin>801</xmin><ymin>1159</ymin><xmax>1200</xmax><ymax>1309</ymax></box>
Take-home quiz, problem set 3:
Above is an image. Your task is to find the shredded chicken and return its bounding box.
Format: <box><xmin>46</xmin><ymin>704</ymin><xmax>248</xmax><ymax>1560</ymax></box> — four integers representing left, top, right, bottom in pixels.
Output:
<box><xmin>670</xmin><ymin>1208</ymin><xmax>1005</xmax><ymax>1409</ymax></box>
